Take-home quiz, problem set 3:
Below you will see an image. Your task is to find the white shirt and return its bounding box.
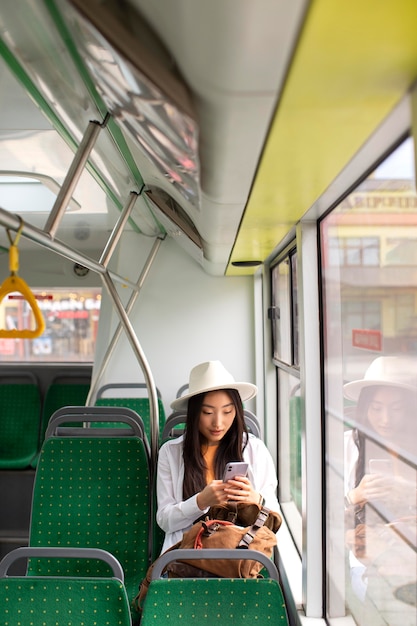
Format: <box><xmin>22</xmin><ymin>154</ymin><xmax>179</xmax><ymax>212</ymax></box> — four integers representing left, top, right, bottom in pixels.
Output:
<box><xmin>156</xmin><ymin>433</ymin><xmax>280</xmax><ymax>552</ymax></box>
<box><xmin>345</xmin><ymin>429</ymin><xmax>359</xmax><ymax>495</ymax></box>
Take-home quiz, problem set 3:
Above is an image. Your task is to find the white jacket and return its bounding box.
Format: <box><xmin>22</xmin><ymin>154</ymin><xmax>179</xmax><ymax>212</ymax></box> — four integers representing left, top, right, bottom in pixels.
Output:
<box><xmin>156</xmin><ymin>433</ymin><xmax>280</xmax><ymax>552</ymax></box>
<box><xmin>345</xmin><ymin>429</ymin><xmax>359</xmax><ymax>495</ymax></box>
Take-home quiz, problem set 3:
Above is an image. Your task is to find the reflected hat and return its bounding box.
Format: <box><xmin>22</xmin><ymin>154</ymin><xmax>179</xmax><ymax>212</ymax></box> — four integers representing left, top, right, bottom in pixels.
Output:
<box><xmin>343</xmin><ymin>356</ymin><xmax>417</xmax><ymax>402</ymax></box>
<box><xmin>170</xmin><ymin>360</ymin><xmax>258</xmax><ymax>410</ymax></box>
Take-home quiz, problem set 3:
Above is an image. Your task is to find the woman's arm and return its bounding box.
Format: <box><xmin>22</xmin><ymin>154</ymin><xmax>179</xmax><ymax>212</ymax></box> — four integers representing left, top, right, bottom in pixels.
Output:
<box><xmin>243</xmin><ymin>436</ymin><xmax>280</xmax><ymax>512</ymax></box>
<box><xmin>156</xmin><ymin>440</ymin><xmax>204</xmax><ymax>533</ymax></box>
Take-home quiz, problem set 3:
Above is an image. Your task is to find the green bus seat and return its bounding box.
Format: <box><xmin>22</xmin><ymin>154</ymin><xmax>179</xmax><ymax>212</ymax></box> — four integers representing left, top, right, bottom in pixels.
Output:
<box><xmin>28</xmin><ymin>410</ymin><xmax>151</xmax><ymax>623</ymax></box>
<box><xmin>95</xmin><ymin>382</ymin><xmax>166</xmax><ymax>442</ymax></box>
<box><xmin>34</xmin><ymin>374</ymin><xmax>91</xmax><ymax>467</ymax></box>
<box><xmin>141</xmin><ymin>549</ymin><xmax>288</xmax><ymax>626</ymax></box>
<box><xmin>0</xmin><ymin>371</ymin><xmax>41</xmax><ymax>469</ymax></box>
<box><xmin>0</xmin><ymin>547</ymin><xmax>131</xmax><ymax>626</ymax></box>
<box><xmin>40</xmin><ymin>374</ymin><xmax>91</xmax><ymax>438</ymax></box>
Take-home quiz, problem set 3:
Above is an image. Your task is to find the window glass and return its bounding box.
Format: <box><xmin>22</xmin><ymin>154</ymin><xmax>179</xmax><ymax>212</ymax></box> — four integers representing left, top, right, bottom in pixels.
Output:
<box><xmin>385</xmin><ymin>237</ymin><xmax>417</xmax><ymax>265</ymax></box>
<box><xmin>321</xmin><ymin>137</ymin><xmax>417</xmax><ymax>624</ymax></box>
<box><xmin>271</xmin><ymin>248</ymin><xmax>302</xmax><ymax>556</ymax></box>
<box><xmin>278</xmin><ymin>367</ymin><xmax>302</xmax><ymax>517</ymax></box>
<box><xmin>291</xmin><ymin>253</ymin><xmax>299</xmax><ymax>367</ymax></box>
<box><xmin>0</xmin><ymin>288</ymin><xmax>101</xmax><ymax>362</ymax></box>
<box><xmin>271</xmin><ymin>250</ymin><xmax>298</xmax><ymax>365</ymax></box>
<box><xmin>271</xmin><ymin>258</ymin><xmax>291</xmax><ymax>363</ymax></box>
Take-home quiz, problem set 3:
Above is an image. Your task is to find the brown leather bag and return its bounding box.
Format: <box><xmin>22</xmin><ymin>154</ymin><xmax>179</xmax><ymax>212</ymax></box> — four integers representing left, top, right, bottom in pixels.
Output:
<box><xmin>134</xmin><ymin>504</ymin><xmax>281</xmax><ymax>613</ymax></box>
<box><xmin>207</xmin><ymin>501</ymin><xmax>282</xmax><ymax>532</ymax></box>
<box><xmin>167</xmin><ymin>510</ymin><xmax>278</xmax><ymax>578</ymax></box>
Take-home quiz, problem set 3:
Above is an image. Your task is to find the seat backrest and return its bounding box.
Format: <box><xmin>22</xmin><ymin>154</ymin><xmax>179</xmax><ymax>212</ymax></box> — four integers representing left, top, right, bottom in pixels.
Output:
<box><xmin>95</xmin><ymin>383</ymin><xmax>166</xmax><ymax>442</ymax></box>
<box><xmin>160</xmin><ymin>411</ymin><xmax>187</xmax><ymax>441</ymax></box>
<box><xmin>45</xmin><ymin>405</ymin><xmax>149</xmax><ymax>452</ymax></box>
<box><xmin>175</xmin><ymin>382</ymin><xmax>189</xmax><ymax>398</ymax></box>
<box><xmin>29</xmin><ymin>410</ymin><xmax>151</xmax><ymax>623</ymax></box>
<box><xmin>142</xmin><ymin>578</ymin><xmax>288</xmax><ymax>625</ymax></box>
<box><xmin>0</xmin><ymin>547</ymin><xmax>131</xmax><ymax>626</ymax></box>
<box><xmin>141</xmin><ymin>550</ymin><xmax>288</xmax><ymax>626</ymax></box>
<box><xmin>243</xmin><ymin>408</ymin><xmax>261</xmax><ymax>438</ymax></box>
<box><xmin>40</xmin><ymin>374</ymin><xmax>91</xmax><ymax>439</ymax></box>
<box><xmin>0</xmin><ymin>371</ymin><xmax>41</xmax><ymax>469</ymax></box>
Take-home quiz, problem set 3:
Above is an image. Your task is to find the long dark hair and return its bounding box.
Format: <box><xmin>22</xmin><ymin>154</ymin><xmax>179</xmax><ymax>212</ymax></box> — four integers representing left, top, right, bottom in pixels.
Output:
<box><xmin>182</xmin><ymin>388</ymin><xmax>248</xmax><ymax>499</ymax></box>
<box><xmin>353</xmin><ymin>385</ymin><xmax>413</xmax><ymax>488</ymax></box>
<box><xmin>353</xmin><ymin>387</ymin><xmax>375</xmax><ymax>489</ymax></box>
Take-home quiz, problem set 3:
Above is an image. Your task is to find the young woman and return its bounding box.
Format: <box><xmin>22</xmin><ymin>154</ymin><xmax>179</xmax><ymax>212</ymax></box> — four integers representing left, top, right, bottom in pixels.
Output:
<box><xmin>344</xmin><ymin>356</ymin><xmax>416</xmax><ymax>516</ymax></box>
<box><xmin>343</xmin><ymin>355</ymin><xmax>417</xmax><ymax>602</ymax></box>
<box><xmin>156</xmin><ymin>360</ymin><xmax>280</xmax><ymax>553</ymax></box>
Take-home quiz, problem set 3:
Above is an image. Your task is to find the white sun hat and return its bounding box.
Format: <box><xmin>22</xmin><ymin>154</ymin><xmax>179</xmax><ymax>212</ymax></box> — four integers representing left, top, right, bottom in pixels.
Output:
<box><xmin>343</xmin><ymin>355</ymin><xmax>417</xmax><ymax>402</ymax></box>
<box><xmin>170</xmin><ymin>360</ymin><xmax>258</xmax><ymax>410</ymax></box>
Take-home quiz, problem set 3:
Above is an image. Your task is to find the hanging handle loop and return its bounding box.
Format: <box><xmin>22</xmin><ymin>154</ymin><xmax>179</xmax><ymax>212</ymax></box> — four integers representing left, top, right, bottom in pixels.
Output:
<box><xmin>6</xmin><ymin>218</ymin><xmax>23</xmax><ymax>275</ymax></box>
<box><xmin>0</xmin><ymin>220</ymin><xmax>46</xmax><ymax>339</ymax></box>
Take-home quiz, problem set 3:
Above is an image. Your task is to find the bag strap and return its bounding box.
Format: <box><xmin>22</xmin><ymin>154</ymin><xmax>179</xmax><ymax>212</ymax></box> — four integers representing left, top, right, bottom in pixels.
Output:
<box><xmin>194</xmin><ymin>519</ymin><xmax>234</xmax><ymax>549</ymax></box>
<box><xmin>193</xmin><ymin>507</ymin><xmax>271</xmax><ymax>550</ymax></box>
<box><xmin>238</xmin><ymin>506</ymin><xmax>270</xmax><ymax>549</ymax></box>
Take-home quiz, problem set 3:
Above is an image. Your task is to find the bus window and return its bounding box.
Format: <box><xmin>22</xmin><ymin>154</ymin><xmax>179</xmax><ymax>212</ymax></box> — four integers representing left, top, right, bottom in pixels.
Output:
<box><xmin>0</xmin><ymin>288</ymin><xmax>101</xmax><ymax>362</ymax></box>
<box><xmin>271</xmin><ymin>250</ymin><xmax>299</xmax><ymax>366</ymax></box>
<box><xmin>321</xmin><ymin>137</ymin><xmax>417</xmax><ymax>624</ymax></box>
<box><xmin>271</xmin><ymin>249</ymin><xmax>302</xmax><ymax>555</ymax></box>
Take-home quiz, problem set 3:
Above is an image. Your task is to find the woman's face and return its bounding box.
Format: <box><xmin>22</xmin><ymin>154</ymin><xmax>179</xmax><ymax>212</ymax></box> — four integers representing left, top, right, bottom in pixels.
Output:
<box><xmin>367</xmin><ymin>386</ymin><xmax>408</xmax><ymax>439</ymax></box>
<box><xmin>198</xmin><ymin>390</ymin><xmax>236</xmax><ymax>445</ymax></box>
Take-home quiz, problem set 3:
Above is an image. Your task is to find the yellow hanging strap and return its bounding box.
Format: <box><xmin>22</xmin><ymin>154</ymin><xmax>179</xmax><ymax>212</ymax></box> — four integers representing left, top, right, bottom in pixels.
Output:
<box><xmin>0</xmin><ymin>220</ymin><xmax>45</xmax><ymax>339</ymax></box>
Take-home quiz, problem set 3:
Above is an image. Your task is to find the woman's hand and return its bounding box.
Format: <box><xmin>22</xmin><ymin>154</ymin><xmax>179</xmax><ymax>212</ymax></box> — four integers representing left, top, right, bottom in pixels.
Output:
<box><xmin>223</xmin><ymin>475</ymin><xmax>260</xmax><ymax>505</ymax></box>
<box><xmin>196</xmin><ymin>480</ymin><xmax>228</xmax><ymax>510</ymax></box>
<box><xmin>351</xmin><ymin>473</ymin><xmax>393</xmax><ymax>505</ymax></box>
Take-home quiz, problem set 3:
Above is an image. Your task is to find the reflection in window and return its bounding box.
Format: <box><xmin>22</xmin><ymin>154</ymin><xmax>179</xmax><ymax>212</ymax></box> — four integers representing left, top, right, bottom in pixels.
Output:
<box><xmin>343</xmin><ymin>301</ymin><xmax>381</xmax><ymax>339</ymax></box>
<box><xmin>328</xmin><ymin>237</ymin><xmax>380</xmax><ymax>267</ymax></box>
<box><xmin>386</xmin><ymin>237</ymin><xmax>417</xmax><ymax>265</ymax></box>
<box><xmin>321</xmin><ymin>137</ymin><xmax>417</xmax><ymax>625</ymax></box>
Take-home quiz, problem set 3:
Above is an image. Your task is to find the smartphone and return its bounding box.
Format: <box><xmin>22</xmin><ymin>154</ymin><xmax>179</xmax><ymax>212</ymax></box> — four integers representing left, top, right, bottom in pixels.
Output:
<box><xmin>369</xmin><ymin>459</ymin><xmax>393</xmax><ymax>476</ymax></box>
<box><xmin>222</xmin><ymin>462</ymin><xmax>249</xmax><ymax>482</ymax></box>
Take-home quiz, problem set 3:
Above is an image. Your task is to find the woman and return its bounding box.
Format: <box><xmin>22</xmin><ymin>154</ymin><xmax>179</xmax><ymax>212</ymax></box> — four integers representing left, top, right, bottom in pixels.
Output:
<box><xmin>156</xmin><ymin>360</ymin><xmax>280</xmax><ymax>553</ymax></box>
<box><xmin>344</xmin><ymin>355</ymin><xmax>416</xmax><ymax>515</ymax></box>
<box><xmin>343</xmin><ymin>355</ymin><xmax>417</xmax><ymax>602</ymax></box>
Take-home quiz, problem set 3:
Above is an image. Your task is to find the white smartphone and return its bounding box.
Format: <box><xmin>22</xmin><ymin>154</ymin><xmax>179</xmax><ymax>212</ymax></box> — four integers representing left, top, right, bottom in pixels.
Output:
<box><xmin>222</xmin><ymin>461</ymin><xmax>249</xmax><ymax>482</ymax></box>
<box><xmin>369</xmin><ymin>459</ymin><xmax>393</xmax><ymax>476</ymax></box>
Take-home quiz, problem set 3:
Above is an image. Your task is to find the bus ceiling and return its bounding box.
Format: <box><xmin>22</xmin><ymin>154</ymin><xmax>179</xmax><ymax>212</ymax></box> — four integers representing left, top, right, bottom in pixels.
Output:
<box><xmin>0</xmin><ymin>0</ymin><xmax>307</xmax><ymax>276</ymax></box>
<box><xmin>1</xmin><ymin>1</ymin><xmax>417</xmax><ymax>277</ymax></box>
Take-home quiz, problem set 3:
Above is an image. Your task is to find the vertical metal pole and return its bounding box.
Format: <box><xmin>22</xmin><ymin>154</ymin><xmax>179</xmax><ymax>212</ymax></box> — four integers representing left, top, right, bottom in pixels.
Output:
<box><xmin>101</xmin><ymin>271</ymin><xmax>160</xmax><ymax>464</ymax></box>
<box><xmin>99</xmin><ymin>191</ymin><xmax>139</xmax><ymax>267</ymax></box>
<box><xmin>44</xmin><ymin>116</ymin><xmax>109</xmax><ymax>238</ymax></box>
<box><xmin>88</xmin><ymin>236</ymin><xmax>164</xmax><ymax>404</ymax></box>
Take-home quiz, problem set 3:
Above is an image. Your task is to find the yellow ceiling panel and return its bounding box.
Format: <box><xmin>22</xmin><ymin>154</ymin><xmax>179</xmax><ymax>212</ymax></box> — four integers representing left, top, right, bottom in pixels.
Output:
<box><xmin>228</xmin><ymin>0</ymin><xmax>417</xmax><ymax>275</ymax></box>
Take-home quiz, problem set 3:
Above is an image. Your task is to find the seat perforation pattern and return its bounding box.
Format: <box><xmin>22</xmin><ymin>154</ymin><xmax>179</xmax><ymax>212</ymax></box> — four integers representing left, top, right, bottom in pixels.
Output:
<box><xmin>0</xmin><ymin>577</ymin><xmax>131</xmax><ymax>625</ymax></box>
<box><xmin>141</xmin><ymin>577</ymin><xmax>288</xmax><ymax>624</ymax></box>
<box><xmin>29</xmin><ymin>436</ymin><xmax>150</xmax><ymax>612</ymax></box>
